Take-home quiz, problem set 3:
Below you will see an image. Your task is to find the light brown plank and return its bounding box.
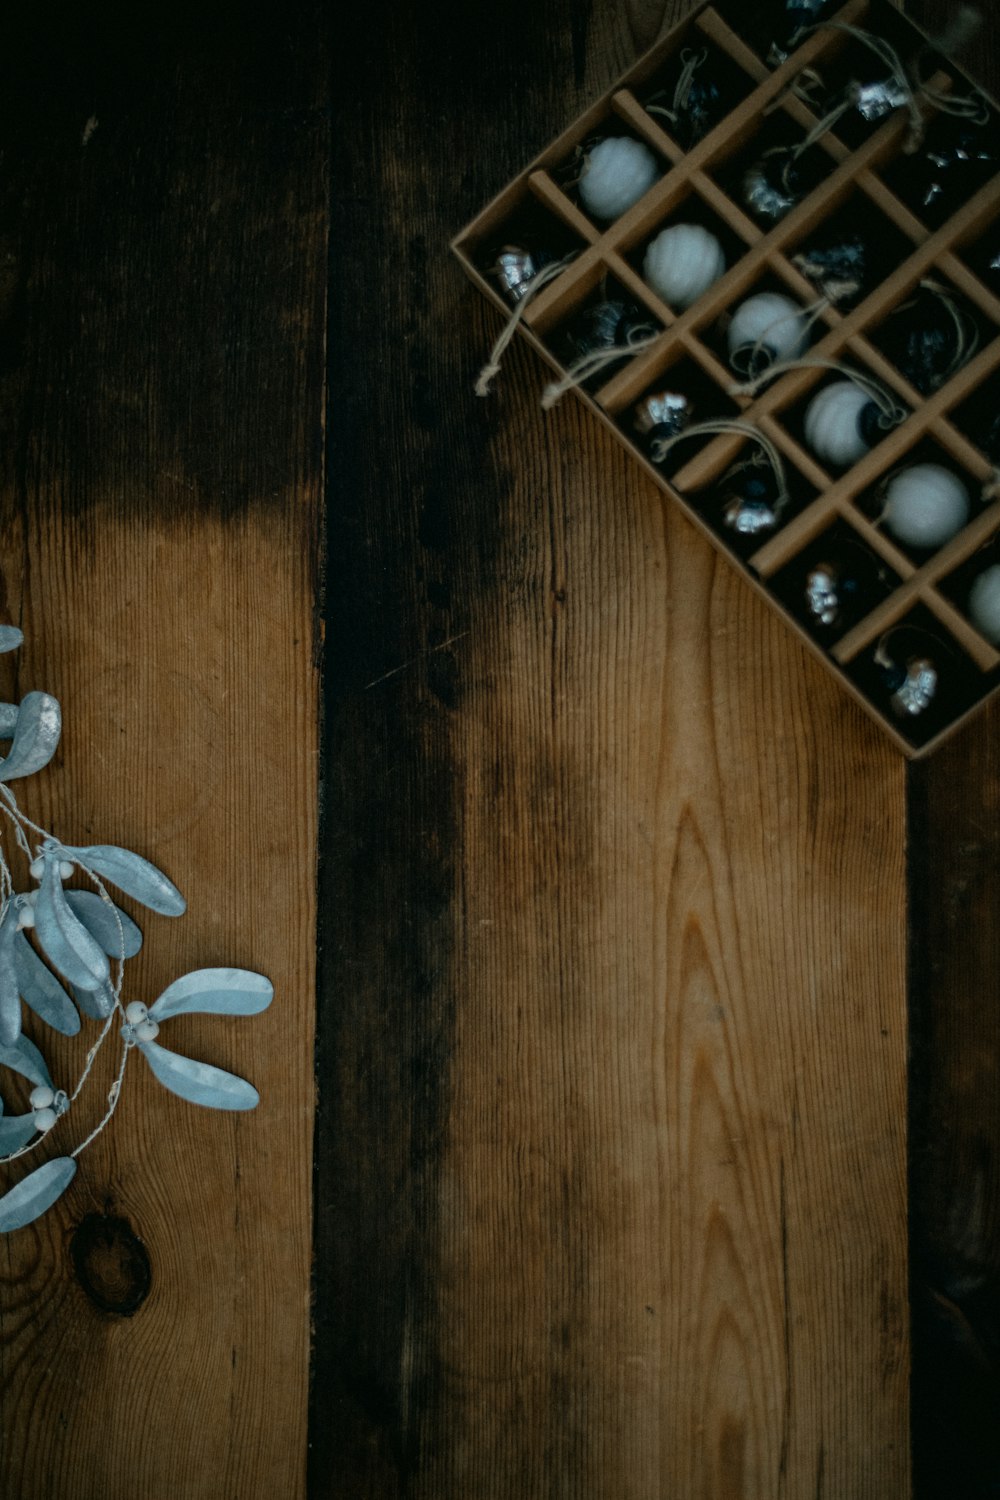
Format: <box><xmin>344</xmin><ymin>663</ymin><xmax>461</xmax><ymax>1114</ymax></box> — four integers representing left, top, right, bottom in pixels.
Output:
<box><xmin>1</xmin><ymin>515</ymin><xmax>317</xmax><ymax>1499</ymax></box>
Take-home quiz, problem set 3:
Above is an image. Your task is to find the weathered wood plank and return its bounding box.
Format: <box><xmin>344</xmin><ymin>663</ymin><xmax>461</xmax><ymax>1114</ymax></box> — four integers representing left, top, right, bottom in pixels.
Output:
<box><xmin>0</xmin><ymin>7</ymin><xmax>324</xmax><ymax>1497</ymax></box>
<box><xmin>319</xmin><ymin>0</ymin><xmax>911</xmax><ymax>1493</ymax></box>
<box><xmin>902</xmin><ymin>3</ymin><xmax>1000</xmax><ymax>1493</ymax></box>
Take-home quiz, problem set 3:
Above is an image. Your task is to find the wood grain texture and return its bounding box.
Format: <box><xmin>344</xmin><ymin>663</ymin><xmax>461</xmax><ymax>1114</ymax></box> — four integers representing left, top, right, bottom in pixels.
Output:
<box><xmin>902</xmin><ymin>5</ymin><xmax>1000</xmax><ymax>1494</ymax></box>
<box><xmin>0</xmin><ymin>6</ymin><xmax>324</xmax><ymax>1497</ymax></box>
<box><xmin>320</xmin><ymin>0</ymin><xmax>911</xmax><ymax>1494</ymax></box>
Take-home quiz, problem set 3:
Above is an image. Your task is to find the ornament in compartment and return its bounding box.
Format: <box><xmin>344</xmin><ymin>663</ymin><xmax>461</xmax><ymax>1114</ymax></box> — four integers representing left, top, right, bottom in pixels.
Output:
<box><xmin>491</xmin><ymin>246</ymin><xmax>556</xmax><ymax>304</ymax></box>
<box><xmin>741</xmin><ymin>140</ymin><xmax>828</xmax><ymax>223</ymax></box>
<box><xmin>880</xmin><ymin>463</ymin><xmax>970</xmax><ymax>550</ymax></box>
<box><xmin>968</xmin><ymin>563</ymin><xmax>1000</xmax><ymax>643</ymax></box>
<box><xmin>643</xmin><ymin>223</ymin><xmax>726</xmax><ymax>310</ymax></box>
<box><xmin>792</xmin><ymin>232</ymin><xmax>868</xmax><ymax>307</ymax></box>
<box><xmin>876</xmin><ymin>280</ymin><xmax>979</xmax><ymax>395</ymax></box>
<box><xmin>578</xmin><ymin>137</ymin><xmax>660</xmax><ymax>221</ymax></box>
<box><xmin>560</xmin><ymin>297</ymin><xmax>658</xmax><ymax>367</ymax></box>
<box><xmin>803</xmin><ymin>380</ymin><xmax>886</xmax><ymax>468</ymax></box>
<box><xmin>645</xmin><ymin>48</ymin><xmax>726</xmax><ymax>150</ymax></box>
<box><xmin>764</xmin><ymin>0</ymin><xmax>835</xmax><ymax>66</ymax></box>
<box><xmin>874</xmin><ymin>634</ymin><xmax>939</xmax><ymax>717</ymax></box>
<box><xmin>633</xmin><ymin>389</ymin><xmax>693</xmax><ymax>460</ymax></box>
<box><xmin>726</xmin><ymin>291</ymin><xmax>810</xmax><ymax>374</ymax></box>
<box><xmin>715</xmin><ymin>451</ymin><xmax>785</xmax><ymax>537</ymax></box>
<box><xmin>897</xmin><ymin>114</ymin><xmax>995</xmax><ymax>223</ymax></box>
<box><xmin>804</xmin><ymin>558</ymin><xmax>868</xmax><ymax>629</ymax></box>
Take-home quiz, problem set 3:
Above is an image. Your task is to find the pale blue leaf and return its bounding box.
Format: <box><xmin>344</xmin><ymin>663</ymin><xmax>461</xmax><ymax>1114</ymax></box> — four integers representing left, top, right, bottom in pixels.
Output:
<box><xmin>0</xmin><ymin>1034</ymin><xmax>52</xmax><ymax>1088</ymax></box>
<box><xmin>0</xmin><ymin>626</ymin><xmax>23</xmax><ymax>655</ymax></box>
<box><xmin>15</xmin><ymin>933</ymin><xmax>81</xmax><ymax>1035</ymax></box>
<box><xmin>61</xmin><ymin>845</ymin><xmax>186</xmax><ymax>917</ymax></box>
<box><xmin>0</xmin><ymin>703</ymin><xmax>18</xmax><ymax>738</ymax></box>
<box><xmin>34</xmin><ymin>857</ymin><xmax>110</xmax><ymax>991</ymax></box>
<box><xmin>138</xmin><ymin>1040</ymin><xmax>259</xmax><ymax>1110</ymax></box>
<box><xmin>0</xmin><ymin>903</ymin><xmax>21</xmax><ymax>1047</ymax></box>
<box><xmin>150</xmin><ymin>968</ymin><xmax>273</xmax><ymax>1021</ymax></box>
<box><xmin>0</xmin><ymin>1113</ymin><xmax>37</xmax><ymax>1153</ymax></box>
<box><xmin>0</xmin><ymin>692</ymin><xmax>62</xmax><ymax>782</ymax></box>
<box><xmin>64</xmin><ymin>892</ymin><xmax>143</xmax><ymax>959</ymax></box>
<box><xmin>0</xmin><ymin>1157</ymin><xmax>76</xmax><ymax>1231</ymax></box>
<box><xmin>72</xmin><ymin>982</ymin><xmax>115</xmax><ymax>1021</ymax></box>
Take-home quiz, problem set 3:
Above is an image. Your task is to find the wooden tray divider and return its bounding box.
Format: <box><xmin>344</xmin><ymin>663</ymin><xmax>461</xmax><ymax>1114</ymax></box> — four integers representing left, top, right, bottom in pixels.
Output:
<box><xmin>935</xmin><ymin>250</ymin><xmax>1000</xmax><ymax>326</ymax></box>
<box><xmin>610</xmin><ymin>91</ymin><xmax>685</xmax><ymax>164</ymax></box>
<box><xmin>757</xmin><ymin>412</ymin><xmax>835</xmax><ymax>491</ymax></box>
<box><xmin>695</xmin><ymin>0</ymin><xmax>868</xmax><ymax>89</ymax></box>
<box><xmin>524</xmin><ymin>171</ymin><xmax>601</xmax><ymax>242</ymax></box>
<box><xmin>599</xmin><ymin>250</ymin><xmax>682</xmax><ymax>330</ymax></box>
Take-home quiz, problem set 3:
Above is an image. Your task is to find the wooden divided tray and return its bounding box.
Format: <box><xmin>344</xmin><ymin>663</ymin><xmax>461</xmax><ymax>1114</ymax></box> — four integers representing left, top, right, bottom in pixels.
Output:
<box><xmin>451</xmin><ymin>0</ymin><xmax>1000</xmax><ymax>755</ymax></box>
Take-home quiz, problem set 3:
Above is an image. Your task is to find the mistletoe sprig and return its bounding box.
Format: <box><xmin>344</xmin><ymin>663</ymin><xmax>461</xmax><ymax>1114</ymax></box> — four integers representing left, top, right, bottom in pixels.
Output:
<box><xmin>0</xmin><ymin>624</ymin><xmax>272</xmax><ymax>1232</ymax></box>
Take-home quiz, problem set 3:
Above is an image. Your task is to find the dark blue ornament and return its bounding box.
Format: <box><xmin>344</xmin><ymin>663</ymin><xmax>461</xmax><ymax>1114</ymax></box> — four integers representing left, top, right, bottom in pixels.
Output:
<box><xmin>561</xmin><ymin>299</ymin><xmax>656</xmax><ymax>365</ymax></box>
<box><xmin>792</xmin><ymin>234</ymin><xmax>867</xmax><ymax>306</ymax></box>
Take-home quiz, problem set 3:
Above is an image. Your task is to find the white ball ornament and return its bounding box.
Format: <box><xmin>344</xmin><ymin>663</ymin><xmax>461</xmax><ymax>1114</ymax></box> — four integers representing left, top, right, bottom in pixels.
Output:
<box><xmin>727</xmin><ymin>291</ymin><xmax>808</xmax><ymax>371</ymax></box>
<box><xmin>968</xmin><ymin>564</ymin><xmax>1000</xmax><ymax>643</ymax></box>
<box><xmin>882</xmin><ymin>464</ymin><xmax>970</xmax><ymax>549</ymax></box>
<box><xmin>578</xmin><ymin>138</ymin><xmax>659</xmax><ymax>221</ymax></box>
<box><xmin>803</xmin><ymin>381</ymin><xmax>878</xmax><ymax>468</ymax></box>
<box><xmin>643</xmin><ymin>224</ymin><xmax>726</xmax><ymax>311</ymax></box>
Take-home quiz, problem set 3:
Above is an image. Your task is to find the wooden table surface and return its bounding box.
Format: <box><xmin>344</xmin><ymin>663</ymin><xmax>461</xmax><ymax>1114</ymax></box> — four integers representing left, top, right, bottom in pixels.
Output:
<box><xmin>0</xmin><ymin>1</ymin><xmax>998</xmax><ymax>1496</ymax></box>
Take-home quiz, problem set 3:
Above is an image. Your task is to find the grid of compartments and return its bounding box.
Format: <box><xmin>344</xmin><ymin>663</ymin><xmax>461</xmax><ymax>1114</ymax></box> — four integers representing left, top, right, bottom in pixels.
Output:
<box><xmin>451</xmin><ymin>0</ymin><xmax>1000</xmax><ymax>755</ymax></box>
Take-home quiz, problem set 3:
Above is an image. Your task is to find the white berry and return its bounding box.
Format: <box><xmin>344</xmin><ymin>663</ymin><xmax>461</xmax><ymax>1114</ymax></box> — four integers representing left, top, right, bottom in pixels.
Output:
<box><xmin>33</xmin><ymin>1107</ymin><xmax>57</xmax><ymax>1132</ymax></box>
<box><xmin>135</xmin><ymin>1018</ymin><xmax>160</xmax><ymax>1043</ymax></box>
<box><xmin>125</xmin><ymin>1001</ymin><xmax>148</xmax><ymax>1025</ymax></box>
<box><xmin>29</xmin><ymin>1085</ymin><xmax>55</xmax><ymax>1110</ymax></box>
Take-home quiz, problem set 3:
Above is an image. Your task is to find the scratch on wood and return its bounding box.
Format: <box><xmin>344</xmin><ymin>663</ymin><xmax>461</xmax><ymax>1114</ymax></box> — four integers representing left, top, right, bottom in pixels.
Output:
<box><xmin>363</xmin><ymin>632</ymin><xmax>469</xmax><ymax>691</ymax></box>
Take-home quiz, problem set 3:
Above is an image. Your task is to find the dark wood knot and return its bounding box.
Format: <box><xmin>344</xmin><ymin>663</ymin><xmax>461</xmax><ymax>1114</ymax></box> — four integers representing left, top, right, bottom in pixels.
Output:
<box><xmin>71</xmin><ymin>1212</ymin><xmax>152</xmax><ymax>1317</ymax></box>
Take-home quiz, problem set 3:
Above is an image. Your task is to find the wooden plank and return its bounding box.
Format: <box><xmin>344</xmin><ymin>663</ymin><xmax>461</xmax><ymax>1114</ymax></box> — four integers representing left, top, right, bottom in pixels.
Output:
<box><xmin>0</xmin><ymin>7</ymin><xmax>324</xmax><ymax>1497</ymax></box>
<box><xmin>320</xmin><ymin>0</ymin><xmax>910</xmax><ymax>1493</ymax></box>
<box><xmin>904</xmin><ymin>5</ymin><xmax>1000</xmax><ymax>1492</ymax></box>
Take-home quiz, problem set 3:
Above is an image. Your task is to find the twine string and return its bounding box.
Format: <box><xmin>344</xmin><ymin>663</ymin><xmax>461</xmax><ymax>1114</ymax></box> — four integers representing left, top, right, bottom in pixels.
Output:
<box><xmin>649</xmin><ymin>418</ymin><xmax>791</xmax><ymax>514</ymax></box>
<box><xmin>475</xmin><ymin>253</ymin><xmax>577</xmax><ymax>397</ymax></box>
<box><xmin>730</xmin><ymin>356</ymin><xmax>908</xmax><ymax>429</ymax></box>
<box><xmin>806</xmin><ymin>21</ymin><xmax>925</xmax><ymax>150</ymax></box>
<box><xmin>541</xmin><ymin>326</ymin><xmax>661</xmax><ymax>410</ymax></box>
<box><xmin>646</xmin><ymin>47</ymin><xmax>708</xmax><ymax>125</ymax></box>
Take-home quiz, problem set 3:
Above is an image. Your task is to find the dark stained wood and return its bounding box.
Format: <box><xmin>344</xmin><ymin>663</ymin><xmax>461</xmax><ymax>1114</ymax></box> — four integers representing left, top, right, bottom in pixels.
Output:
<box><xmin>903</xmin><ymin>4</ymin><xmax>1000</xmax><ymax>1493</ymax></box>
<box><xmin>0</xmin><ymin>5</ymin><xmax>324</xmax><ymax>1496</ymax></box>
<box><xmin>320</xmin><ymin>1</ymin><xmax>911</xmax><ymax>1494</ymax></box>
